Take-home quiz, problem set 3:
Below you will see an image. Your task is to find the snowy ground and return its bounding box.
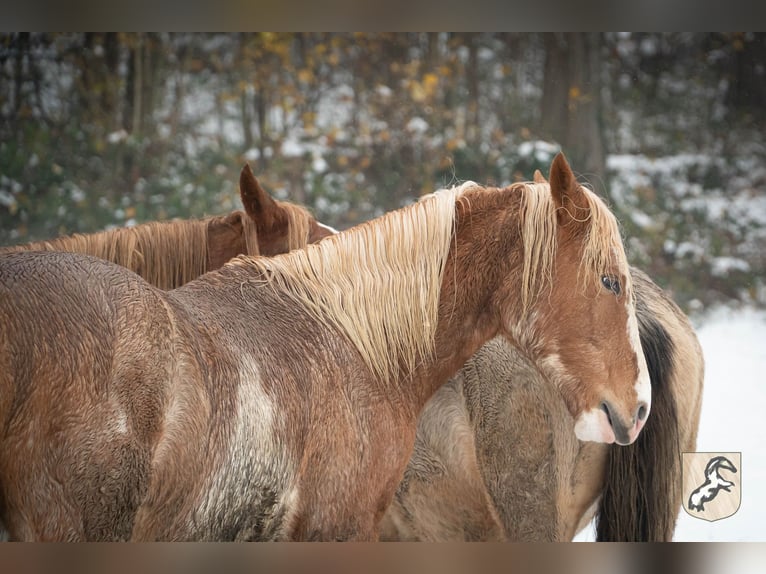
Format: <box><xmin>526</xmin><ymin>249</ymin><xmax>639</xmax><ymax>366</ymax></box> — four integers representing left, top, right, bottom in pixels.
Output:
<box><xmin>575</xmin><ymin>305</ymin><xmax>766</xmax><ymax>542</ymax></box>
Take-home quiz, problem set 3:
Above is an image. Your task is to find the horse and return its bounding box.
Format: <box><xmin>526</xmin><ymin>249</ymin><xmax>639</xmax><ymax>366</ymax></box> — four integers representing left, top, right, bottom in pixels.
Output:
<box><xmin>379</xmin><ymin>177</ymin><xmax>704</xmax><ymax>542</ymax></box>
<box><xmin>0</xmin><ymin>153</ymin><xmax>650</xmax><ymax>541</ymax></box>
<box><xmin>0</xmin><ymin>164</ymin><xmax>336</xmax><ymax>289</ymax></box>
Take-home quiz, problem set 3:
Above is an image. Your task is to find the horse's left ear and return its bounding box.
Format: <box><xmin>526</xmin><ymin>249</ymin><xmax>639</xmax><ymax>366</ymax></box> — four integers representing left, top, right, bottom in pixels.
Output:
<box><xmin>548</xmin><ymin>153</ymin><xmax>588</xmax><ymax>226</ymax></box>
<box><xmin>239</xmin><ymin>164</ymin><xmax>285</xmax><ymax>230</ymax></box>
<box><xmin>533</xmin><ymin>169</ymin><xmax>548</xmax><ymax>184</ymax></box>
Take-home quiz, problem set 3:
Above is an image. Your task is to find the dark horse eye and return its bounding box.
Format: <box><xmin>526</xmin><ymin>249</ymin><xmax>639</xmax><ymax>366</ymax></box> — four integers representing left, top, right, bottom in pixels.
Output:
<box><xmin>601</xmin><ymin>275</ymin><xmax>621</xmax><ymax>296</ymax></box>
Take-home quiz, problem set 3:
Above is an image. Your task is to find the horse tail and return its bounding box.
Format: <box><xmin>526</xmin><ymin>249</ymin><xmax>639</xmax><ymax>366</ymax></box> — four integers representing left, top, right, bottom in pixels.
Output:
<box><xmin>595</xmin><ymin>290</ymin><xmax>681</xmax><ymax>541</ymax></box>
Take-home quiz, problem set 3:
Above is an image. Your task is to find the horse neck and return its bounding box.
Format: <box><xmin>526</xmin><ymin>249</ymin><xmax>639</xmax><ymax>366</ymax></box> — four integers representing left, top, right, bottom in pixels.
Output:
<box><xmin>404</xmin><ymin>194</ymin><xmax>524</xmax><ymax>411</ymax></box>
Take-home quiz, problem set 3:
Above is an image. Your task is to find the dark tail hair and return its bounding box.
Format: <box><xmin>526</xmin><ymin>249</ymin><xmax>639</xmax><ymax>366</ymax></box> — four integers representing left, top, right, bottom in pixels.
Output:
<box><xmin>595</xmin><ymin>294</ymin><xmax>681</xmax><ymax>541</ymax></box>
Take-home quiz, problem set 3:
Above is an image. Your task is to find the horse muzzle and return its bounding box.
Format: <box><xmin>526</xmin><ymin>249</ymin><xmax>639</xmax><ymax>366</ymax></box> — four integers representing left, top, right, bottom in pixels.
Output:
<box><xmin>573</xmin><ymin>400</ymin><xmax>649</xmax><ymax>445</ymax></box>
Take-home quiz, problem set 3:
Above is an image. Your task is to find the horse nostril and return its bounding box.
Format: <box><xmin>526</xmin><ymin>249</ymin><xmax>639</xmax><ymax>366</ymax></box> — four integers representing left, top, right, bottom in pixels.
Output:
<box><xmin>600</xmin><ymin>401</ymin><xmax>613</xmax><ymax>427</ymax></box>
<box><xmin>637</xmin><ymin>403</ymin><xmax>648</xmax><ymax>422</ymax></box>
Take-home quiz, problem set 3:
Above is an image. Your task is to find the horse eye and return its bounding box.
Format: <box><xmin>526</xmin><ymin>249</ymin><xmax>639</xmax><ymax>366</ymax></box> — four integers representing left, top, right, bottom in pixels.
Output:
<box><xmin>601</xmin><ymin>275</ymin><xmax>621</xmax><ymax>296</ymax></box>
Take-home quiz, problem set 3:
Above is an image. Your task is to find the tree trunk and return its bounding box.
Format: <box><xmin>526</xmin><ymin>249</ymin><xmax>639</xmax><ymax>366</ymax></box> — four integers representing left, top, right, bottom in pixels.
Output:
<box><xmin>565</xmin><ymin>33</ymin><xmax>605</xmax><ymax>181</ymax></box>
<box><xmin>540</xmin><ymin>33</ymin><xmax>606</xmax><ymax>183</ymax></box>
<box><xmin>540</xmin><ymin>33</ymin><xmax>569</xmax><ymax>145</ymax></box>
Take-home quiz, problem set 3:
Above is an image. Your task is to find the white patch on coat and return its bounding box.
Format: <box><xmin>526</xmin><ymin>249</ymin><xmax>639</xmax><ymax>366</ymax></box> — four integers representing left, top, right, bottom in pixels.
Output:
<box><xmin>197</xmin><ymin>355</ymin><xmax>295</xmax><ymax>538</ymax></box>
<box><xmin>573</xmin><ymin>407</ymin><xmax>616</xmax><ymax>444</ymax></box>
<box><xmin>113</xmin><ymin>407</ymin><xmax>129</xmax><ymax>435</ymax></box>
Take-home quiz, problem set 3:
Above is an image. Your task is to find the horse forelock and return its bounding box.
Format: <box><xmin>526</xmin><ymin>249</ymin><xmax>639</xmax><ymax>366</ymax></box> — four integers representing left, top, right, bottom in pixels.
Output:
<box><xmin>3</xmin><ymin>219</ymin><xmax>210</xmax><ymax>290</ymax></box>
<box><xmin>519</xmin><ymin>181</ymin><xmax>630</xmax><ymax>316</ymax></box>
<box><xmin>233</xmin><ymin>184</ymin><xmax>466</xmax><ymax>384</ymax></box>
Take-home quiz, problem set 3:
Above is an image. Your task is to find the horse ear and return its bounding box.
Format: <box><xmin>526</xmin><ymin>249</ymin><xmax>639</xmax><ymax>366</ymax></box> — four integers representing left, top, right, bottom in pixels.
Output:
<box><xmin>548</xmin><ymin>152</ymin><xmax>588</xmax><ymax>225</ymax></box>
<box><xmin>239</xmin><ymin>164</ymin><xmax>284</xmax><ymax>229</ymax></box>
<box><xmin>533</xmin><ymin>169</ymin><xmax>548</xmax><ymax>184</ymax></box>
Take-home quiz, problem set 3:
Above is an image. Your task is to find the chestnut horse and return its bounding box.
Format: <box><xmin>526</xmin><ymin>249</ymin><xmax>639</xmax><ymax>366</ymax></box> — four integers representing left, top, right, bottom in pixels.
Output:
<box><xmin>0</xmin><ymin>165</ymin><xmax>335</xmax><ymax>289</ymax></box>
<box><xmin>0</xmin><ymin>154</ymin><xmax>649</xmax><ymax>541</ymax></box>
<box><xmin>379</xmin><ymin>183</ymin><xmax>704</xmax><ymax>541</ymax></box>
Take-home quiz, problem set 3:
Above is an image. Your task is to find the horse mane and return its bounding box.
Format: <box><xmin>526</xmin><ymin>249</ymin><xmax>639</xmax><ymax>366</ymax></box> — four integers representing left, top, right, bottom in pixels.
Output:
<box><xmin>283</xmin><ymin>202</ymin><xmax>316</xmax><ymax>253</ymax></box>
<box><xmin>1</xmin><ymin>218</ymin><xmax>211</xmax><ymax>290</ymax></box>
<box><xmin>517</xmin><ymin>181</ymin><xmax>629</xmax><ymax>315</ymax></box>
<box><xmin>232</xmin><ymin>183</ymin><xmax>471</xmax><ymax>384</ymax></box>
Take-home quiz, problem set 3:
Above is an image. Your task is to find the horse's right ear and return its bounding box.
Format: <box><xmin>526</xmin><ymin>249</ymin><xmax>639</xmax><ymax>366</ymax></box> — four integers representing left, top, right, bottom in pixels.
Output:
<box><xmin>533</xmin><ymin>170</ymin><xmax>548</xmax><ymax>184</ymax></box>
<box><xmin>239</xmin><ymin>164</ymin><xmax>284</xmax><ymax>230</ymax></box>
<box><xmin>548</xmin><ymin>153</ymin><xmax>588</xmax><ymax>226</ymax></box>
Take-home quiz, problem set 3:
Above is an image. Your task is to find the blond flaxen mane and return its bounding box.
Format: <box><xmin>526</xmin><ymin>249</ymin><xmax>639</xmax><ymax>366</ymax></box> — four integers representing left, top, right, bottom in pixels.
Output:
<box><xmin>235</xmin><ymin>183</ymin><xmax>472</xmax><ymax>384</ymax></box>
<box><xmin>278</xmin><ymin>202</ymin><xmax>316</xmax><ymax>254</ymax></box>
<box><xmin>518</xmin><ymin>180</ymin><xmax>630</xmax><ymax>315</ymax></box>
<box><xmin>2</xmin><ymin>218</ymin><xmax>212</xmax><ymax>290</ymax></box>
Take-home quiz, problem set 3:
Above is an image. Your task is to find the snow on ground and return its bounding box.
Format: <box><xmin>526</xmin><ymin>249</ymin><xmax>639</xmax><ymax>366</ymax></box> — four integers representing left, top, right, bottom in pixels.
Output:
<box><xmin>575</xmin><ymin>305</ymin><xmax>766</xmax><ymax>542</ymax></box>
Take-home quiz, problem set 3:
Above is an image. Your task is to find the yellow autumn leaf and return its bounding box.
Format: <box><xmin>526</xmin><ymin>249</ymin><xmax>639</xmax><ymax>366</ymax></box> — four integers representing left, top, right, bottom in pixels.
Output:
<box><xmin>298</xmin><ymin>69</ymin><xmax>313</xmax><ymax>84</ymax></box>
<box><xmin>569</xmin><ymin>86</ymin><xmax>581</xmax><ymax>100</ymax></box>
<box><xmin>423</xmin><ymin>73</ymin><xmax>439</xmax><ymax>97</ymax></box>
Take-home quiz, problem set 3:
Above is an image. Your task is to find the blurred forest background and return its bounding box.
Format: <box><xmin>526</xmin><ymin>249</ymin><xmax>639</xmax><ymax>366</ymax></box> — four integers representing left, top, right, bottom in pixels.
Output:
<box><xmin>1</xmin><ymin>32</ymin><xmax>765</xmax><ymax>313</ymax></box>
